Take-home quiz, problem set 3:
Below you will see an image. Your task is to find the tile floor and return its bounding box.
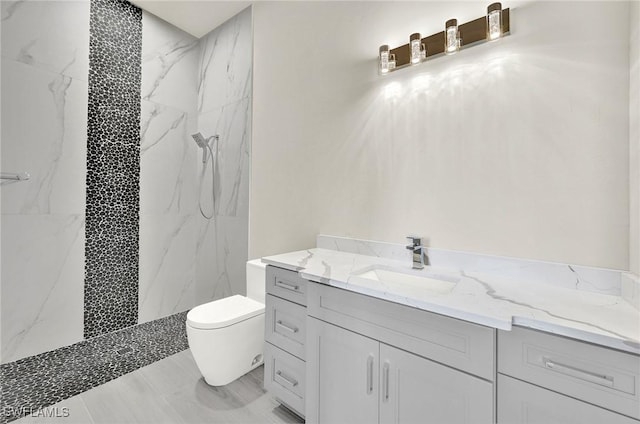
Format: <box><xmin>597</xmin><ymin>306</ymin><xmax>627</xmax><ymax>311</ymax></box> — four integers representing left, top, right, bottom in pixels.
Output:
<box><xmin>1</xmin><ymin>312</ymin><xmax>189</xmax><ymax>424</ymax></box>
<box><xmin>14</xmin><ymin>349</ymin><xmax>303</xmax><ymax>424</ymax></box>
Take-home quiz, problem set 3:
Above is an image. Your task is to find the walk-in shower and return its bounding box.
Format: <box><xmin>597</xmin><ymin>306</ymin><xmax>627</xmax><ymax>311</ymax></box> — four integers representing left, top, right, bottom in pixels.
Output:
<box><xmin>191</xmin><ymin>133</ymin><xmax>219</xmax><ymax>220</ymax></box>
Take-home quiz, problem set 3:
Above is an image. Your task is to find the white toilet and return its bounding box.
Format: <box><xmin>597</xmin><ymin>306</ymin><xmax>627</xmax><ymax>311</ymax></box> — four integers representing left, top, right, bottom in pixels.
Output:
<box><xmin>186</xmin><ymin>259</ymin><xmax>266</xmax><ymax>386</ymax></box>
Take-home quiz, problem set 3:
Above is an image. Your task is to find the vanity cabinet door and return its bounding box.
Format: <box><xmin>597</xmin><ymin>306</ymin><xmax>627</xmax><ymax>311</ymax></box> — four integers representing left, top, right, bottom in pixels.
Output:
<box><xmin>306</xmin><ymin>317</ymin><xmax>379</xmax><ymax>424</ymax></box>
<box><xmin>498</xmin><ymin>374</ymin><xmax>638</xmax><ymax>424</ymax></box>
<box><xmin>380</xmin><ymin>343</ymin><xmax>493</xmax><ymax>424</ymax></box>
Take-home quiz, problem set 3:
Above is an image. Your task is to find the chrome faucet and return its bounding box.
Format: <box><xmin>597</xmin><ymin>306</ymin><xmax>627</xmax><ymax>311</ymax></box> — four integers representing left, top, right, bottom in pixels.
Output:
<box><xmin>406</xmin><ymin>236</ymin><xmax>425</xmax><ymax>270</ymax></box>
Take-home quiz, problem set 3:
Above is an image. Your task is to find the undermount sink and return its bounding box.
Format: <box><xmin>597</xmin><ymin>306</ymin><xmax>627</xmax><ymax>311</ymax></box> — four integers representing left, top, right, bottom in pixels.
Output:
<box><xmin>349</xmin><ymin>265</ymin><xmax>458</xmax><ymax>296</ymax></box>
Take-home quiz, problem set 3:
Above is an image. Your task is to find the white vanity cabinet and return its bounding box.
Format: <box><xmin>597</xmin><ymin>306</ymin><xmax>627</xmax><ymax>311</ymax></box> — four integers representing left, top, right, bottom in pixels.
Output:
<box><xmin>497</xmin><ymin>326</ymin><xmax>640</xmax><ymax>424</ymax></box>
<box><xmin>263</xmin><ymin>265</ymin><xmax>308</xmax><ymax>418</ymax></box>
<box><xmin>306</xmin><ymin>281</ymin><xmax>495</xmax><ymax>424</ymax></box>
<box><xmin>306</xmin><ymin>318</ymin><xmax>379</xmax><ymax>424</ymax></box>
<box><xmin>379</xmin><ymin>342</ymin><xmax>493</xmax><ymax>424</ymax></box>
<box><xmin>263</xmin><ymin>260</ymin><xmax>640</xmax><ymax>424</ymax></box>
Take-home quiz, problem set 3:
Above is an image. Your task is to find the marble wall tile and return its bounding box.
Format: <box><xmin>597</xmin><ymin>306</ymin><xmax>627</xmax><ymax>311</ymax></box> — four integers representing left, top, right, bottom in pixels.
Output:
<box><xmin>1</xmin><ymin>0</ymin><xmax>90</xmax><ymax>81</ymax></box>
<box><xmin>197</xmin><ymin>6</ymin><xmax>252</xmax><ymax>114</ymax></box>
<box><xmin>139</xmin><ymin>214</ymin><xmax>198</xmax><ymax>324</ymax></box>
<box><xmin>190</xmin><ymin>7</ymin><xmax>252</xmax><ymax>307</ymax></box>
<box><xmin>197</xmin><ymin>98</ymin><xmax>251</xmax><ymax>218</ymax></box>
<box><xmin>194</xmin><ymin>216</ymin><xmax>218</xmax><ymax>301</ymax></box>
<box><xmin>140</xmin><ymin>100</ymin><xmax>198</xmax><ymax>216</ymax></box>
<box><xmin>139</xmin><ymin>6</ymin><xmax>208</xmax><ymax>323</ymax></box>
<box><xmin>1</xmin><ymin>60</ymin><xmax>87</xmax><ymax>215</ymax></box>
<box><xmin>1</xmin><ymin>214</ymin><xmax>85</xmax><ymax>363</ymax></box>
<box><xmin>141</xmin><ymin>11</ymin><xmax>199</xmax><ymax>114</ymax></box>
<box><xmin>139</xmin><ymin>7</ymin><xmax>200</xmax><ymax>325</ymax></box>
<box><xmin>195</xmin><ymin>215</ymin><xmax>249</xmax><ymax>303</ymax></box>
<box><xmin>1</xmin><ymin>0</ymin><xmax>89</xmax><ymax>364</ymax></box>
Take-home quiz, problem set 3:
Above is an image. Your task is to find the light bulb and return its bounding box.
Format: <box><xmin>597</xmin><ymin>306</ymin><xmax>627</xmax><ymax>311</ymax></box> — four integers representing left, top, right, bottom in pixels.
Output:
<box><xmin>445</xmin><ymin>19</ymin><xmax>460</xmax><ymax>55</ymax></box>
<box><xmin>389</xmin><ymin>54</ymin><xmax>396</xmax><ymax>71</ymax></box>
<box><xmin>379</xmin><ymin>45</ymin><xmax>391</xmax><ymax>74</ymax></box>
<box><xmin>487</xmin><ymin>2</ymin><xmax>503</xmax><ymax>41</ymax></box>
<box><xmin>409</xmin><ymin>33</ymin><xmax>424</xmax><ymax>65</ymax></box>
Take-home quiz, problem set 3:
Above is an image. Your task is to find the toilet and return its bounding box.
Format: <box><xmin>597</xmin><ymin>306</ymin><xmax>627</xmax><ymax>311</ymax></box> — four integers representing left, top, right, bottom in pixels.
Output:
<box><xmin>186</xmin><ymin>259</ymin><xmax>266</xmax><ymax>386</ymax></box>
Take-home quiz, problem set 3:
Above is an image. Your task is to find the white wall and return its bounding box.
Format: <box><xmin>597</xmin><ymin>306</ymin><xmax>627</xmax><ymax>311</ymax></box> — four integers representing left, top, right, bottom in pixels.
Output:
<box><xmin>630</xmin><ymin>1</ymin><xmax>639</xmax><ymax>275</ymax></box>
<box><xmin>251</xmin><ymin>1</ymin><xmax>632</xmax><ymax>270</ymax></box>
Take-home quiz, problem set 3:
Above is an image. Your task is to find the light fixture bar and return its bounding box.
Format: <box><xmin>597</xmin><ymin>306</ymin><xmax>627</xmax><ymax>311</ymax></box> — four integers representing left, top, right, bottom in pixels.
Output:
<box><xmin>383</xmin><ymin>7</ymin><xmax>510</xmax><ymax>72</ymax></box>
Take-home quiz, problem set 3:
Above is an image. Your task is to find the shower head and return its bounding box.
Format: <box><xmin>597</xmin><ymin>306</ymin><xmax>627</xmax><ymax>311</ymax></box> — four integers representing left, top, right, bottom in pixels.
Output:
<box><xmin>191</xmin><ymin>133</ymin><xmax>208</xmax><ymax>149</ymax></box>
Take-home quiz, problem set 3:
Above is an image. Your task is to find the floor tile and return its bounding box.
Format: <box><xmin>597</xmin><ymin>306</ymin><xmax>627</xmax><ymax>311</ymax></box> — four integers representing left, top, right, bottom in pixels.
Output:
<box><xmin>13</xmin><ymin>396</ymin><xmax>93</xmax><ymax>424</ymax></box>
<box><xmin>80</xmin><ymin>371</ymin><xmax>184</xmax><ymax>424</ymax></box>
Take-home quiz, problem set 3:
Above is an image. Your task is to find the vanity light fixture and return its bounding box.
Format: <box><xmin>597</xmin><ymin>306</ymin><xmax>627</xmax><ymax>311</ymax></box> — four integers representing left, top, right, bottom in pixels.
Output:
<box><xmin>378</xmin><ymin>45</ymin><xmax>396</xmax><ymax>75</ymax></box>
<box><xmin>444</xmin><ymin>19</ymin><xmax>461</xmax><ymax>55</ymax></box>
<box><xmin>376</xmin><ymin>3</ymin><xmax>510</xmax><ymax>75</ymax></box>
<box><xmin>409</xmin><ymin>33</ymin><xmax>425</xmax><ymax>65</ymax></box>
<box><xmin>487</xmin><ymin>2</ymin><xmax>503</xmax><ymax>41</ymax></box>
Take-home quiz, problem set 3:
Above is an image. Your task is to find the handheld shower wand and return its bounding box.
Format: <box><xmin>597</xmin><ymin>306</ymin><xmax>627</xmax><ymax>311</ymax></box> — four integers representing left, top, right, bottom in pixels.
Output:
<box><xmin>191</xmin><ymin>133</ymin><xmax>210</xmax><ymax>163</ymax></box>
<box><xmin>191</xmin><ymin>133</ymin><xmax>220</xmax><ymax>219</ymax></box>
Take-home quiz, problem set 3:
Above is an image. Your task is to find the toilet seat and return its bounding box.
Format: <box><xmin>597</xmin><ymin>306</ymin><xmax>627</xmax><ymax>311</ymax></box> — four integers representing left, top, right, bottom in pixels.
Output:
<box><xmin>187</xmin><ymin>295</ymin><xmax>265</xmax><ymax>330</ymax></box>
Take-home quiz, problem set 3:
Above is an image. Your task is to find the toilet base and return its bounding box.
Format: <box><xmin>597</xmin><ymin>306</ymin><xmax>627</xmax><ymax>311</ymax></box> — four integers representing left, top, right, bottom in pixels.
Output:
<box><xmin>203</xmin><ymin>357</ymin><xmax>263</xmax><ymax>387</ymax></box>
<box><xmin>187</xmin><ymin>312</ymin><xmax>265</xmax><ymax>387</ymax></box>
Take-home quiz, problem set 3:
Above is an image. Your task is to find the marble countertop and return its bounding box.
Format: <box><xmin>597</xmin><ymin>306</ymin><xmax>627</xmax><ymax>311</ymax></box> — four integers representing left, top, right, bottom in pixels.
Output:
<box><xmin>262</xmin><ymin>248</ymin><xmax>640</xmax><ymax>355</ymax></box>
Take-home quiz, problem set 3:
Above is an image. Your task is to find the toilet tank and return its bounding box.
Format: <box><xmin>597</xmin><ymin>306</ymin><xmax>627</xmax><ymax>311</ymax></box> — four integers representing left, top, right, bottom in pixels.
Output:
<box><xmin>246</xmin><ymin>259</ymin><xmax>266</xmax><ymax>304</ymax></box>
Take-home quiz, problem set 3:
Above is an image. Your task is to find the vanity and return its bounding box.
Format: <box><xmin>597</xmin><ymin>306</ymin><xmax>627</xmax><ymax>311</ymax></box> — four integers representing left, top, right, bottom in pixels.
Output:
<box><xmin>262</xmin><ymin>238</ymin><xmax>640</xmax><ymax>423</ymax></box>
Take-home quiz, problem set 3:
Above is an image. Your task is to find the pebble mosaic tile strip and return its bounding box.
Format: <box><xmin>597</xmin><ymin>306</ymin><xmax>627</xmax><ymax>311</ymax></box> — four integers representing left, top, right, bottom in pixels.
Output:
<box><xmin>0</xmin><ymin>312</ymin><xmax>188</xmax><ymax>424</ymax></box>
<box><xmin>85</xmin><ymin>0</ymin><xmax>142</xmax><ymax>338</ymax></box>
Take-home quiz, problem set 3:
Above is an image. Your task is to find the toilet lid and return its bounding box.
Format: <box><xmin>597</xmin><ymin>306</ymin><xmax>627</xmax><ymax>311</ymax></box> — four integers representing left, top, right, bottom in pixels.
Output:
<box><xmin>187</xmin><ymin>295</ymin><xmax>265</xmax><ymax>330</ymax></box>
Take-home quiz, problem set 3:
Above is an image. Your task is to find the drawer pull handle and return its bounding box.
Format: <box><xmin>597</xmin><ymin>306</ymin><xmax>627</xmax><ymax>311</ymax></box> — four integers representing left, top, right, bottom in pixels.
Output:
<box><xmin>543</xmin><ymin>358</ymin><xmax>614</xmax><ymax>387</ymax></box>
<box><xmin>276</xmin><ymin>320</ymin><xmax>299</xmax><ymax>334</ymax></box>
<box><xmin>382</xmin><ymin>361</ymin><xmax>390</xmax><ymax>402</ymax></box>
<box><xmin>275</xmin><ymin>280</ymin><xmax>300</xmax><ymax>292</ymax></box>
<box><xmin>275</xmin><ymin>370</ymin><xmax>298</xmax><ymax>388</ymax></box>
<box><xmin>366</xmin><ymin>355</ymin><xmax>374</xmax><ymax>395</ymax></box>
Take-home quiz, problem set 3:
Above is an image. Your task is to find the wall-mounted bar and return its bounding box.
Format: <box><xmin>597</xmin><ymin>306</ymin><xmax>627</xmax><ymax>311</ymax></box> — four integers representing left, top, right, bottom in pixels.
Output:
<box><xmin>1</xmin><ymin>172</ymin><xmax>31</xmax><ymax>181</ymax></box>
<box><xmin>379</xmin><ymin>5</ymin><xmax>510</xmax><ymax>74</ymax></box>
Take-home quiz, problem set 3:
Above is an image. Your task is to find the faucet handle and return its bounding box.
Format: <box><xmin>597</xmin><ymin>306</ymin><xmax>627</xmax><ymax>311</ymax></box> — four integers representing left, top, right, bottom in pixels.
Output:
<box><xmin>406</xmin><ymin>235</ymin><xmax>422</xmax><ymax>248</ymax></box>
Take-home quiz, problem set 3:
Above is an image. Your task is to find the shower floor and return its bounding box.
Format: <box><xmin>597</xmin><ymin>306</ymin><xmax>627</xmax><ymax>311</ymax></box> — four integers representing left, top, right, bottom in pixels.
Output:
<box><xmin>14</xmin><ymin>349</ymin><xmax>303</xmax><ymax>424</ymax></box>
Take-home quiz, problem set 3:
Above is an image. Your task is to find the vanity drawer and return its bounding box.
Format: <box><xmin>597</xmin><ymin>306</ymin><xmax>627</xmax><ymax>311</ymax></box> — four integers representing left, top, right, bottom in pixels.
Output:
<box><xmin>266</xmin><ymin>265</ymin><xmax>307</xmax><ymax>306</ymax></box>
<box><xmin>265</xmin><ymin>294</ymin><xmax>306</xmax><ymax>360</ymax></box>
<box><xmin>264</xmin><ymin>343</ymin><xmax>305</xmax><ymax>417</ymax></box>
<box><xmin>498</xmin><ymin>374</ymin><xmax>639</xmax><ymax>424</ymax></box>
<box><xmin>307</xmin><ymin>281</ymin><xmax>495</xmax><ymax>381</ymax></box>
<box><xmin>498</xmin><ymin>326</ymin><xmax>640</xmax><ymax>420</ymax></box>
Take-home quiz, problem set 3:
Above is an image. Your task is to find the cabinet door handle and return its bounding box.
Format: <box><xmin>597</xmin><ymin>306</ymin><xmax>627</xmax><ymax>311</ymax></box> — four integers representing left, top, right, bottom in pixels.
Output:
<box><xmin>275</xmin><ymin>280</ymin><xmax>300</xmax><ymax>292</ymax></box>
<box><xmin>275</xmin><ymin>370</ymin><xmax>299</xmax><ymax>388</ymax></box>
<box><xmin>276</xmin><ymin>320</ymin><xmax>299</xmax><ymax>334</ymax></box>
<box><xmin>543</xmin><ymin>357</ymin><xmax>614</xmax><ymax>387</ymax></box>
<box><xmin>366</xmin><ymin>355</ymin><xmax>374</xmax><ymax>395</ymax></box>
<box><xmin>382</xmin><ymin>361</ymin><xmax>390</xmax><ymax>403</ymax></box>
